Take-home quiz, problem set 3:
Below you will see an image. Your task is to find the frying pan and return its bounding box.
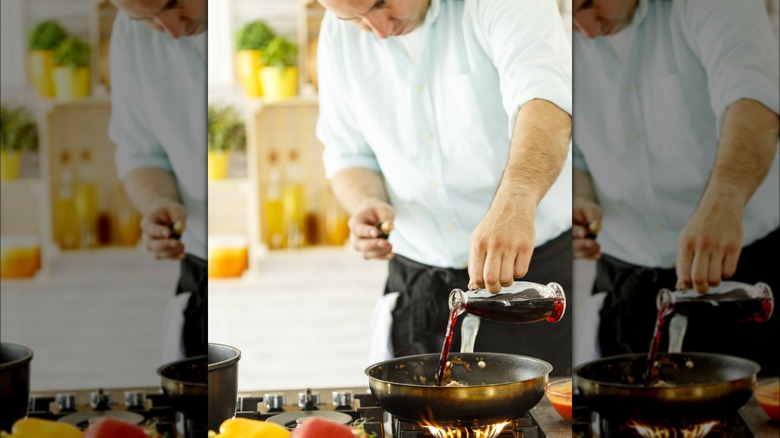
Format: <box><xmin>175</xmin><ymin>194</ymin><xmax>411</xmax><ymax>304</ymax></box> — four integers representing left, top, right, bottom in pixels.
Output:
<box><xmin>366</xmin><ymin>352</ymin><xmax>552</xmax><ymax>426</ymax></box>
<box><xmin>574</xmin><ymin>352</ymin><xmax>759</xmax><ymax>420</ymax></box>
<box><xmin>157</xmin><ymin>355</ymin><xmax>208</xmax><ymax>423</ymax></box>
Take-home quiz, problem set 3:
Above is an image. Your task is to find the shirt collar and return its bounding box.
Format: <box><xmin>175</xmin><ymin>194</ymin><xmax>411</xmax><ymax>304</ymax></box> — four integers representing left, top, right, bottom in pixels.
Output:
<box><xmin>632</xmin><ymin>0</ymin><xmax>649</xmax><ymax>26</ymax></box>
<box><xmin>425</xmin><ymin>0</ymin><xmax>442</xmax><ymax>25</ymax></box>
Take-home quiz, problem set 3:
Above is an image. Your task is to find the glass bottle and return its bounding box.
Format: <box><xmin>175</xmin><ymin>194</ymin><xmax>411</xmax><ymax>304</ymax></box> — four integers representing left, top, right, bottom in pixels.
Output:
<box><xmin>75</xmin><ymin>149</ymin><xmax>98</xmax><ymax>248</ymax></box>
<box><xmin>54</xmin><ymin>151</ymin><xmax>79</xmax><ymax>250</ymax></box>
<box><xmin>448</xmin><ymin>281</ymin><xmax>566</xmax><ymax>323</ymax></box>
<box><xmin>282</xmin><ymin>149</ymin><xmax>305</xmax><ymax>249</ymax></box>
<box><xmin>656</xmin><ymin>281</ymin><xmax>774</xmax><ymax>324</ymax></box>
<box><xmin>325</xmin><ymin>200</ymin><xmax>349</xmax><ymax>246</ymax></box>
<box><xmin>115</xmin><ymin>188</ymin><xmax>142</xmax><ymax>246</ymax></box>
<box><xmin>264</xmin><ymin>151</ymin><xmax>286</xmax><ymax>249</ymax></box>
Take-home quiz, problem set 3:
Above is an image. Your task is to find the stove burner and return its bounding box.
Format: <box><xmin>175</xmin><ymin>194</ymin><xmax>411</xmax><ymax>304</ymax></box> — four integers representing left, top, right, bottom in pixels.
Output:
<box><xmin>58</xmin><ymin>410</ymin><xmax>145</xmax><ymax>429</ymax></box>
<box><xmin>266</xmin><ymin>410</ymin><xmax>354</xmax><ymax>429</ymax></box>
<box><xmin>395</xmin><ymin>411</ymin><xmax>542</xmax><ymax>438</ymax></box>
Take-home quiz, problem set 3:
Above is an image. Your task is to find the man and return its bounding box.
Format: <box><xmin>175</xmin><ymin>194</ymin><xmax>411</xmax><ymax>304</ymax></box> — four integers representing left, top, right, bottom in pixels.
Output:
<box><xmin>572</xmin><ymin>0</ymin><xmax>779</xmax><ymax>375</ymax></box>
<box><xmin>108</xmin><ymin>0</ymin><xmax>207</xmax><ymax>361</ymax></box>
<box><xmin>316</xmin><ymin>0</ymin><xmax>574</xmax><ymax>373</ymax></box>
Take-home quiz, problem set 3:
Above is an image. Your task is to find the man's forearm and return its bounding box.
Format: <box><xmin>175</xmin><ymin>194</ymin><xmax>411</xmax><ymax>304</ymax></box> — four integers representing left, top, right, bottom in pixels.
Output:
<box><xmin>330</xmin><ymin>168</ymin><xmax>389</xmax><ymax>216</ymax></box>
<box><xmin>495</xmin><ymin>99</ymin><xmax>571</xmax><ymax>207</ymax></box>
<box><xmin>574</xmin><ymin>168</ymin><xmax>598</xmax><ymax>204</ymax></box>
<box><xmin>703</xmin><ymin>99</ymin><xmax>779</xmax><ymax>207</ymax></box>
<box><xmin>122</xmin><ymin>167</ymin><xmax>182</xmax><ymax>216</ymax></box>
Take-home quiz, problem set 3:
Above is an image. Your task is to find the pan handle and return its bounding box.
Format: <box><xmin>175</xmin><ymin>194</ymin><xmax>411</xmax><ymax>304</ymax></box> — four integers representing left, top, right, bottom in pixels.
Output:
<box><xmin>667</xmin><ymin>314</ymin><xmax>688</xmax><ymax>353</ymax></box>
<box><xmin>460</xmin><ymin>314</ymin><xmax>481</xmax><ymax>353</ymax></box>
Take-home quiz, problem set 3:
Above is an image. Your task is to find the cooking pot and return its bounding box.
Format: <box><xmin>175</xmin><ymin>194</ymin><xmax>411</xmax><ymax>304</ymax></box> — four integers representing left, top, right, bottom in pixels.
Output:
<box><xmin>366</xmin><ymin>352</ymin><xmax>551</xmax><ymax>426</ymax></box>
<box><xmin>157</xmin><ymin>355</ymin><xmax>207</xmax><ymax>427</ymax></box>
<box><xmin>0</xmin><ymin>343</ymin><xmax>33</xmax><ymax>432</ymax></box>
<box><xmin>574</xmin><ymin>352</ymin><xmax>759</xmax><ymax>420</ymax></box>
<box><xmin>208</xmin><ymin>343</ymin><xmax>241</xmax><ymax>431</ymax></box>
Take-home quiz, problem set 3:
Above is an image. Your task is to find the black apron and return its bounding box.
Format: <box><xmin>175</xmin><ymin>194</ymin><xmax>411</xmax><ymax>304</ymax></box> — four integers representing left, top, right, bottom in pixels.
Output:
<box><xmin>386</xmin><ymin>230</ymin><xmax>574</xmax><ymax>376</ymax></box>
<box><xmin>176</xmin><ymin>254</ymin><xmax>207</xmax><ymax>357</ymax></box>
<box><xmin>596</xmin><ymin>228</ymin><xmax>779</xmax><ymax>377</ymax></box>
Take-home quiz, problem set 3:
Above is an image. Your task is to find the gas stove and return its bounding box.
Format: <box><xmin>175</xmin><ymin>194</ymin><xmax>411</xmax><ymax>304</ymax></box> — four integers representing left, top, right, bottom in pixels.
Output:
<box><xmin>24</xmin><ymin>387</ymin><xmax>185</xmax><ymax>437</ymax></box>
<box><xmin>571</xmin><ymin>393</ymin><xmax>780</xmax><ymax>437</ymax></box>
<box><xmin>234</xmin><ymin>386</ymin><xmax>571</xmax><ymax>437</ymax></box>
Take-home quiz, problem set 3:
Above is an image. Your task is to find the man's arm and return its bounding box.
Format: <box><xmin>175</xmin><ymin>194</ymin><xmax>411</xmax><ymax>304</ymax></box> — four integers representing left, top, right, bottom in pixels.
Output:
<box><xmin>677</xmin><ymin>99</ymin><xmax>779</xmax><ymax>292</ymax></box>
<box><xmin>123</xmin><ymin>167</ymin><xmax>187</xmax><ymax>260</ymax></box>
<box><xmin>330</xmin><ymin>168</ymin><xmax>395</xmax><ymax>260</ymax></box>
<box><xmin>468</xmin><ymin>99</ymin><xmax>571</xmax><ymax>292</ymax></box>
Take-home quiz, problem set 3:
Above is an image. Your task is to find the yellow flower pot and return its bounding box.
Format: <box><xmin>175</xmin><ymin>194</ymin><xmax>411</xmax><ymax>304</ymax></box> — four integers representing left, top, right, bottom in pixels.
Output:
<box><xmin>0</xmin><ymin>150</ymin><xmax>23</xmax><ymax>180</ymax></box>
<box><xmin>28</xmin><ymin>51</ymin><xmax>56</xmax><ymax>98</ymax></box>
<box><xmin>52</xmin><ymin>66</ymin><xmax>91</xmax><ymax>101</ymax></box>
<box><xmin>235</xmin><ymin>50</ymin><xmax>264</xmax><ymax>97</ymax></box>
<box><xmin>208</xmin><ymin>150</ymin><xmax>230</xmax><ymax>180</ymax></box>
<box><xmin>259</xmin><ymin>66</ymin><xmax>298</xmax><ymax>100</ymax></box>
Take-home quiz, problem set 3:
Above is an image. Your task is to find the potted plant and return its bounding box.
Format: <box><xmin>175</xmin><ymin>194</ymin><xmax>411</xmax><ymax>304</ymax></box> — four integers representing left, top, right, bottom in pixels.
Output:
<box><xmin>235</xmin><ymin>20</ymin><xmax>275</xmax><ymax>97</ymax></box>
<box><xmin>27</xmin><ymin>20</ymin><xmax>68</xmax><ymax>98</ymax></box>
<box><xmin>52</xmin><ymin>36</ymin><xmax>92</xmax><ymax>100</ymax></box>
<box><xmin>259</xmin><ymin>36</ymin><xmax>299</xmax><ymax>100</ymax></box>
<box><xmin>1</xmin><ymin>104</ymin><xmax>39</xmax><ymax>180</ymax></box>
<box><xmin>208</xmin><ymin>103</ymin><xmax>246</xmax><ymax>180</ymax></box>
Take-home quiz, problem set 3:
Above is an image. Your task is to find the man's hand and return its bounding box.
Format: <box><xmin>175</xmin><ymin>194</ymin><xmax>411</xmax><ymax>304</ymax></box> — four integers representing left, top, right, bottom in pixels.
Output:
<box><xmin>468</xmin><ymin>201</ymin><xmax>536</xmax><ymax>294</ymax></box>
<box><xmin>676</xmin><ymin>99</ymin><xmax>779</xmax><ymax>293</ymax></box>
<box><xmin>467</xmin><ymin>99</ymin><xmax>570</xmax><ymax>294</ymax></box>
<box><xmin>676</xmin><ymin>200</ymin><xmax>743</xmax><ymax>293</ymax></box>
<box><xmin>140</xmin><ymin>202</ymin><xmax>187</xmax><ymax>260</ymax></box>
<box><xmin>573</xmin><ymin>197</ymin><xmax>602</xmax><ymax>260</ymax></box>
<box><xmin>348</xmin><ymin>202</ymin><xmax>395</xmax><ymax>260</ymax></box>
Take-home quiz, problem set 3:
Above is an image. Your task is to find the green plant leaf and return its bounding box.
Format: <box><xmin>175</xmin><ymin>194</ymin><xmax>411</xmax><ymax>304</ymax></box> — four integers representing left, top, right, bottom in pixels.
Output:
<box><xmin>208</xmin><ymin>103</ymin><xmax>246</xmax><ymax>152</ymax></box>
<box><xmin>53</xmin><ymin>36</ymin><xmax>91</xmax><ymax>68</ymax></box>
<box><xmin>0</xmin><ymin>103</ymin><xmax>39</xmax><ymax>152</ymax></box>
<box><xmin>260</xmin><ymin>36</ymin><xmax>299</xmax><ymax>68</ymax></box>
<box><xmin>236</xmin><ymin>20</ymin><xmax>275</xmax><ymax>51</ymax></box>
<box><xmin>27</xmin><ymin>20</ymin><xmax>68</xmax><ymax>51</ymax></box>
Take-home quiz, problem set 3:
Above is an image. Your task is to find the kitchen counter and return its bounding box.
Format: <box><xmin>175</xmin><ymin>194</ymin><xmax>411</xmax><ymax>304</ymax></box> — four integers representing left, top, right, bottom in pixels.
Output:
<box><xmin>1</xmin><ymin>247</ymin><xmax>179</xmax><ymax>390</ymax></box>
<box><xmin>209</xmin><ymin>247</ymin><xmax>389</xmax><ymax>391</ymax></box>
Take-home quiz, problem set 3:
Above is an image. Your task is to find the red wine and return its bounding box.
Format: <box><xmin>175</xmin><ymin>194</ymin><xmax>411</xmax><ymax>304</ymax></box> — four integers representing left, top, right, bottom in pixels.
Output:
<box><xmin>462</xmin><ymin>294</ymin><xmax>564</xmax><ymax>323</ymax></box>
<box><xmin>644</xmin><ymin>301</ymin><xmax>673</xmax><ymax>382</ymax></box>
<box><xmin>671</xmin><ymin>289</ymin><xmax>773</xmax><ymax>323</ymax></box>
<box><xmin>435</xmin><ymin>304</ymin><xmax>461</xmax><ymax>386</ymax></box>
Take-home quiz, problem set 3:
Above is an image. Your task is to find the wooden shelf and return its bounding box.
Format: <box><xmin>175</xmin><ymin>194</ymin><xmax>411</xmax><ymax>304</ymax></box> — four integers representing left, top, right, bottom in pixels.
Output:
<box><xmin>244</xmin><ymin>97</ymin><xmax>348</xmax><ymax>253</ymax></box>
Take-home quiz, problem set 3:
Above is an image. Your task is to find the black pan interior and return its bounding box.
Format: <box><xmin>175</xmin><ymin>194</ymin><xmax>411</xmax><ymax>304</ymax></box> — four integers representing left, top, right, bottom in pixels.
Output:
<box><xmin>576</xmin><ymin>353</ymin><xmax>759</xmax><ymax>386</ymax></box>
<box><xmin>368</xmin><ymin>353</ymin><xmax>551</xmax><ymax>386</ymax></box>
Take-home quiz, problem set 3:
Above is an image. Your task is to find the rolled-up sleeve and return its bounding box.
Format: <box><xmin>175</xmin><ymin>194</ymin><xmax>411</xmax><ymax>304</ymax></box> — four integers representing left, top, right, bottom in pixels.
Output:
<box><xmin>108</xmin><ymin>12</ymin><xmax>172</xmax><ymax>178</ymax></box>
<box><xmin>315</xmin><ymin>13</ymin><xmax>381</xmax><ymax>179</ymax></box>
<box><xmin>680</xmin><ymin>0</ymin><xmax>780</xmax><ymax>129</ymax></box>
<box><xmin>469</xmin><ymin>0</ymin><xmax>572</xmax><ymax>123</ymax></box>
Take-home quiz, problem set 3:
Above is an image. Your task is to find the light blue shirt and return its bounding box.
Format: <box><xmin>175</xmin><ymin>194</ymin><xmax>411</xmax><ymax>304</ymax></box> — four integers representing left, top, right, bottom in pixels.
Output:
<box><xmin>317</xmin><ymin>0</ymin><xmax>572</xmax><ymax>269</ymax></box>
<box><xmin>573</xmin><ymin>0</ymin><xmax>780</xmax><ymax>268</ymax></box>
<box><xmin>108</xmin><ymin>12</ymin><xmax>207</xmax><ymax>260</ymax></box>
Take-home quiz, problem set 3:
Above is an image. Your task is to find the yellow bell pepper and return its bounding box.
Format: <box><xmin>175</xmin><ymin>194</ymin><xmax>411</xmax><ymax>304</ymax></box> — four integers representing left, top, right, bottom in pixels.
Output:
<box><xmin>217</xmin><ymin>417</ymin><xmax>290</xmax><ymax>438</ymax></box>
<box><xmin>7</xmin><ymin>418</ymin><xmax>82</xmax><ymax>438</ymax></box>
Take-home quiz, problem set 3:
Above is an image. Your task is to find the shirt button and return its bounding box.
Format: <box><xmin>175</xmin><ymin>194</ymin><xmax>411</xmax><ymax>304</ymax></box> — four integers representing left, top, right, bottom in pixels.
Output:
<box><xmin>421</xmin><ymin>132</ymin><xmax>432</xmax><ymax>141</ymax></box>
<box><xmin>638</xmin><ymin>180</ymin><xmax>647</xmax><ymax>189</ymax></box>
<box><xmin>416</xmin><ymin>84</ymin><xmax>424</xmax><ymax>93</ymax></box>
<box><xmin>623</xmin><ymin>84</ymin><xmax>630</xmax><ymax>92</ymax></box>
<box><xmin>447</xmin><ymin>223</ymin><xmax>456</xmax><ymax>232</ymax></box>
<box><xmin>655</xmin><ymin>223</ymin><xmax>664</xmax><ymax>232</ymax></box>
<box><xmin>630</xmin><ymin>133</ymin><xmax>640</xmax><ymax>142</ymax></box>
<box><xmin>430</xmin><ymin>180</ymin><xmax>439</xmax><ymax>188</ymax></box>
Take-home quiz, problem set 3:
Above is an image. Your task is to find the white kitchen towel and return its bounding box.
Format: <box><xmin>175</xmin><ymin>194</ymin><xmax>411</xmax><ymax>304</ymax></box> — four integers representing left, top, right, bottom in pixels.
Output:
<box><xmin>368</xmin><ymin>292</ymin><xmax>400</xmax><ymax>364</ymax></box>
<box><xmin>573</xmin><ymin>291</ymin><xmax>606</xmax><ymax>367</ymax></box>
<box><xmin>160</xmin><ymin>292</ymin><xmax>190</xmax><ymax>365</ymax></box>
